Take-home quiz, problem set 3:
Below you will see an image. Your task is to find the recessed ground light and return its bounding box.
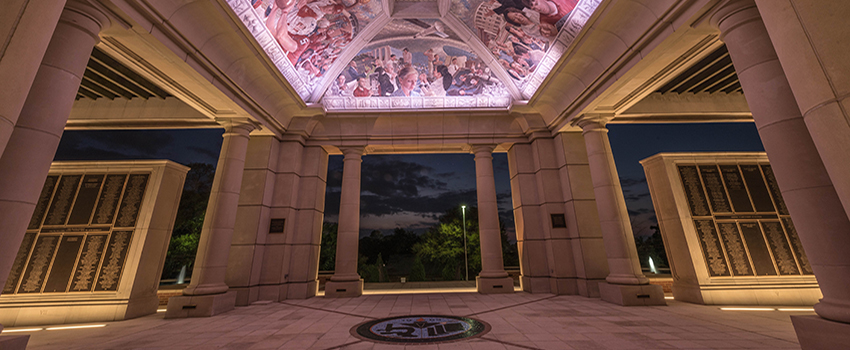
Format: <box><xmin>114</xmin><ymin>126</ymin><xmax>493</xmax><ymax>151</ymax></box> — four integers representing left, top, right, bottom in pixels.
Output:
<box><xmin>157</xmin><ymin>309</ymin><xmax>167</xmax><ymax>312</ymax></box>
<box><xmin>45</xmin><ymin>324</ymin><xmax>106</xmax><ymax>330</ymax></box>
<box><xmin>777</xmin><ymin>308</ymin><xmax>814</xmax><ymax>312</ymax></box>
<box><xmin>2</xmin><ymin>328</ymin><xmax>43</xmax><ymax>333</ymax></box>
<box><xmin>664</xmin><ymin>296</ymin><xmax>674</xmax><ymax>300</ymax></box>
<box><xmin>719</xmin><ymin>307</ymin><xmax>774</xmax><ymax>311</ymax></box>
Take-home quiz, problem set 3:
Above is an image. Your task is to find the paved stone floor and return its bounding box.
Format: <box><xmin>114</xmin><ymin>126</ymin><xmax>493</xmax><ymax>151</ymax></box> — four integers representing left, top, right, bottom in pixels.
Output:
<box><xmin>16</xmin><ymin>292</ymin><xmax>806</xmax><ymax>349</ymax></box>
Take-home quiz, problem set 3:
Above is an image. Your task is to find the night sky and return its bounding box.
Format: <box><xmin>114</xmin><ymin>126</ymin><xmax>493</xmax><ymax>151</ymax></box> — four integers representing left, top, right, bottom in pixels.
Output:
<box><xmin>54</xmin><ymin>122</ymin><xmax>764</xmax><ymax>241</ymax></box>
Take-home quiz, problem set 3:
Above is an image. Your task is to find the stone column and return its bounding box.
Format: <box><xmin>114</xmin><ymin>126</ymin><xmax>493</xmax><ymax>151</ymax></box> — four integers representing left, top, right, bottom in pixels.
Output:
<box><xmin>756</xmin><ymin>1</ymin><xmax>850</xmax><ymax>224</ymax></box>
<box><xmin>325</xmin><ymin>146</ymin><xmax>365</xmax><ymax>297</ymax></box>
<box><xmin>576</xmin><ymin>117</ymin><xmax>665</xmax><ymax>306</ymax></box>
<box><xmin>0</xmin><ymin>0</ymin><xmax>66</xmax><ymax>159</ymax></box>
<box><xmin>712</xmin><ymin>1</ymin><xmax>850</xmax><ymax>347</ymax></box>
<box><xmin>166</xmin><ymin>118</ymin><xmax>257</xmax><ymax>318</ymax></box>
<box><xmin>0</xmin><ymin>1</ymin><xmax>110</xmax><ymax>335</ymax></box>
<box><xmin>473</xmin><ymin>145</ymin><xmax>514</xmax><ymax>293</ymax></box>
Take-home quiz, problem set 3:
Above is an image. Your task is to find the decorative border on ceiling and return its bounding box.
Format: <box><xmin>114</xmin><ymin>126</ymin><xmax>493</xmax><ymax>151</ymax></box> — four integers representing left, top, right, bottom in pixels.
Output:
<box><xmin>322</xmin><ymin>95</ymin><xmax>511</xmax><ymax>110</ymax></box>
<box><xmin>226</xmin><ymin>0</ymin><xmax>313</xmax><ymax>101</ymax></box>
<box><xmin>520</xmin><ymin>0</ymin><xmax>600</xmax><ymax>99</ymax></box>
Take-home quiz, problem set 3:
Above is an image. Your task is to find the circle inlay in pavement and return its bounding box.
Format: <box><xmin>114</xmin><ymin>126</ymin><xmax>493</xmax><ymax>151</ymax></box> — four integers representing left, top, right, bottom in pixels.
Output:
<box><xmin>352</xmin><ymin>315</ymin><xmax>490</xmax><ymax>344</ymax></box>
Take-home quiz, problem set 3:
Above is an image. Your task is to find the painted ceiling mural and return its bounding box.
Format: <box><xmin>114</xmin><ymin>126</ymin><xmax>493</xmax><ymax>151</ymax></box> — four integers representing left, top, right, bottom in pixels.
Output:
<box><xmin>225</xmin><ymin>0</ymin><xmax>600</xmax><ymax>110</ymax></box>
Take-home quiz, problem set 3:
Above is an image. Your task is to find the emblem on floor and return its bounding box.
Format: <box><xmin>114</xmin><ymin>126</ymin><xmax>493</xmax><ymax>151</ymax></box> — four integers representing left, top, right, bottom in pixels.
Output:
<box><xmin>352</xmin><ymin>315</ymin><xmax>490</xmax><ymax>344</ymax></box>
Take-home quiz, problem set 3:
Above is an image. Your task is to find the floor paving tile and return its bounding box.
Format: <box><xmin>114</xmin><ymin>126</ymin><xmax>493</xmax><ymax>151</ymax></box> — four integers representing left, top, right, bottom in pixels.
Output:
<box><xmin>13</xmin><ymin>293</ymin><xmax>806</xmax><ymax>350</ymax></box>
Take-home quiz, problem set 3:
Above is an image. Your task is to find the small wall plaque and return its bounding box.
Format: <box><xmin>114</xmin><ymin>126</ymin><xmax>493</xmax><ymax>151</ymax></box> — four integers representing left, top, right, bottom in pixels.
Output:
<box><xmin>269</xmin><ymin>219</ymin><xmax>285</xmax><ymax>234</ymax></box>
<box><xmin>551</xmin><ymin>214</ymin><xmax>567</xmax><ymax>228</ymax></box>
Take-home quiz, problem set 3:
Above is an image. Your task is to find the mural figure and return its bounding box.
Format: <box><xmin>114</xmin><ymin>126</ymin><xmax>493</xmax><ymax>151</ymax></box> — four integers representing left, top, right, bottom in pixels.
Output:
<box><xmin>326</xmin><ymin>21</ymin><xmax>509</xmax><ymax>100</ymax></box>
<box><xmin>453</xmin><ymin>0</ymin><xmax>577</xmax><ymax>83</ymax></box>
<box><xmin>250</xmin><ymin>0</ymin><xmax>380</xmax><ymax>82</ymax></box>
<box><xmin>392</xmin><ymin>66</ymin><xmax>420</xmax><ymax>97</ymax></box>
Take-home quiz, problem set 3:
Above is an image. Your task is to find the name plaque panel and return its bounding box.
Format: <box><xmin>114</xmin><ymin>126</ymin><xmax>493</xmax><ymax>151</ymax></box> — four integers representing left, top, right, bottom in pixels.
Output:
<box><xmin>676</xmin><ymin>163</ymin><xmax>810</xmax><ymax>278</ymax></box>
<box><xmin>0</xmin><ymin>161</ymin><xmax>189</xmax><ymax>327</ymax></box>
<box><xmin>642</xmin><ymin>153</ymin><xmax>820</xmax><ymax>305</ymax></box>
<box><xmin>3</xmin><ymin>172</ymin><xmax>148</xmax><ymax>295</ymax></box>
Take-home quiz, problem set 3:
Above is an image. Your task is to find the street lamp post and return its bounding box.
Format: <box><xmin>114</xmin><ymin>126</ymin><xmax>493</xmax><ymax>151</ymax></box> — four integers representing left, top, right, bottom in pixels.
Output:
<box><xmin>462</xmin><ymin>205</ymin><xmax>468</xmax><ymax>281</ymax></box>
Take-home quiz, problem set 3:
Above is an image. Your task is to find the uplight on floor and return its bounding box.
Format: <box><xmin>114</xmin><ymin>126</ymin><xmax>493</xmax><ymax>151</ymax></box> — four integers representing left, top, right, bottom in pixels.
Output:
<box><xmin>1</xmin><ymin>324</ymin><xmax>106</xmax><ymax>334</ymax></box>
<box><xmin>719</xmin><ymin>307</ymin><xmax>815</xmax><ymax>312</ymax></box>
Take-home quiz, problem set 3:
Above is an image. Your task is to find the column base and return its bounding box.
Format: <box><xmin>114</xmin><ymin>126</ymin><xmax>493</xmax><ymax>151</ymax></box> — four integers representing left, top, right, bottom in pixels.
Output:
<box><xmin>577</xmin><ymin>278</ymin><xmax>603</xmax><ymax>298</ymax></box>
<box><xmin>232</xmin><ymin>286</ymin><xmax>260</xmax><ymax>306</ymax></box>
<box><xmin>0</xmin><ymin>335</ymin><xmax>29</xmax><ymax>350</ymax></box>
<box><xmin>477</xmin><ymin>276</ymin><xmax>514</xmax><ymax>294</ymax></box>
<box><xmin>521</xmin><ymin>276</ymin><xmax>551</xmax><ymax>293</ymax></box>
<box><xmin>165</xmin><ymin>291</ymin><xmax>237</xmax><ymax>318</ymax></box>
<box><xmin>792</xmin><ymin>315</ymin><xmax>850</xmax><ymax>350</ymax></box>
<box><xmin>285</xmin><ymin>280</ymin><xmax>319</xmax><ymax>299</ymax></box>
<box><xmin>324</xmin><ymin>279</ymin><xmax>363</xmax><ymax>298</ymax></box>
<box><xmin>598</xmin><ymin>282</ymin><xmax>666</xmax><ymax>306</ymax></box>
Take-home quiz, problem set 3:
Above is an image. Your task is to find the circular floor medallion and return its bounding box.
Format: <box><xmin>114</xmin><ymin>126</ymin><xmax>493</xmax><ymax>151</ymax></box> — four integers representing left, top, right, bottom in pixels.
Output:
<box><xmin>352</xmin><ymin>315</ymin><xmax>490</xmax><ymax>344</ymax></box>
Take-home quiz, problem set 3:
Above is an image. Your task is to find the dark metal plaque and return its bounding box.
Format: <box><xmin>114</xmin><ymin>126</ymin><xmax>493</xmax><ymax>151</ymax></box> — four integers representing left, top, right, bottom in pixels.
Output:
<box><xmin>115</xmin><ymin>174</ymin><xmax>148</xmax><ymax>227</ymax></box>
<box><xmin>44</xmin><ymin>175</ymin><xmax>82</xmax><ymax>226</ymax></box>
<box><xmin>719</xmin><ymin>165</ymin><xmax>753</xmax><ymax>213</ymax></box>
<box><xmin>70</xmin><ymin>234</ymin><xmax>108</xmax><ymax>292</ymax></box>
<box><xmin>550</xmin><ymin>214</ymin><xmax>567</xmax><ymax>228</ymax></box>
<box><xmin>699</xmin><ymin>166</ymin><xmax>732</xmax><ymax>213</ymax></box>
<box><xmin>715</xmin><ymin>214</ymin><xmax>778</xmax><ymax>221</ymax></box>
<box><xmin>739</xmin><ymin>222</ymin><xmax>777</xmax><ymax>276</ymax></box>
<box><xmin>693</xmin><ymin>219</ymin><xmax>730</xmax><ymax>277</ymax></box>
<box><xmin>93</xmin><ymin>174</ymin><xmax>127</xmax><ymax>225</ymax></box>
<box><xmin>740</xmin><ymin>165</ymin><xmax>775</xmax><ymax>212</ymax></box>
<box><xmin>3</xmin><ymin>232</ymin><xmax>36</xmax><ymax>294</ymax></box>
<box><xmin>761</xmin><ymin>221</ymin><xmax>799</xmax><ymax>275</ymax></box>
<box><xmin>29</xmin><ymin>176</ymin><xmax>59</xmax><ymax>229</ymax></box>
<box><xmin>783</xmin><ymin>218</ymin><xmax>813</xmax><ymax>275</ymax></box>
<box><xmin>269</xmin><ymin>218</ymin><xmax>286</xmax><ymax>233</ymax></box>
<box><xmin>67</xmin><ymin>175</ymin><xmax>104</xmax><ymax>225</ymax></box>
<box><xmin>678</xmin><ymin>166</ymin><xmax>710</xmax><ymax>216</ymax></box>
<box><xmin>17</xmin><ymin>235</ymin><xmax>59</xmax><ymax>293</ymax></box>
<box><xmin>96</xmin><ymin>230</ymin><xmax>133</xmax><ymax>291</ymax></box>
<box><xmin>761</xmin><ymin>165</ymin><xmax>788</xmax><ymax>215</ymax></box>
<box><xmin>352</xmin><ymin>315</ymin><xmax>489</xmax><ymax>344</ymax></box>
<box><xmin>41</xmin><ymin>226</ymin><xmax>109</xmax><ymax>233</ymax></box>
<box><xmin>717</xmin><ymin>223</ymin><xmax>753</xmax><ymax>276</ymax></box>
<box><xmin>43</xmin><ymin>235</ymin><xmax>84</xmax><ymax>293</ymax></box>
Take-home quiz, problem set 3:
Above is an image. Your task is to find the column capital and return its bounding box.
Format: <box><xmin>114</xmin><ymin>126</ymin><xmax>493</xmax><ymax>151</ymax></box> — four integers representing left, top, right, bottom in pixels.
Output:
<box><xmin>339</xmin><ymin>146</ymin><xmax>366</xmax><ymax>159</ymax></box>
<box><xmin>62</xmin><ymin>0</ymin><xmax>113</xmax><ymax>41</ymax></box>
<box><xmin>217</xmin><ymin>117</ymin><xmax>260</xmax><ymax>136</ymax></box>
<box><xmin>709</xmin><ymin>0</ymin><xmax>759</xmax><ymax>37</ymax></box>
<box><xmin>574</xmin><ymin>114</ymin><xmax>612</xmax><ymax>133</ymax></box>
<box><xmin>470</xmin><ymin>144</ymin><xmax>496</xmax><ymax>156</ymax></box>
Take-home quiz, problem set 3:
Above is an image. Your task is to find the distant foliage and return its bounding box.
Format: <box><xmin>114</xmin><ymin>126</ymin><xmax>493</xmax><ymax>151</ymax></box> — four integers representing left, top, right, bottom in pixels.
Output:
<box><xmin>319</xmin><ymin>222</ymin><xmax>338</xmax><ymax>271</ymax></box>
<box><xmin>161</xmin><ymin>163</ymin><xmax>215</xmax><ymax>282</ymax></box>
<box><xmin>320</xmin><ymin>206</ymin><xmax>519</xmax><ymax>282</ymax></box>
<box><xmin>409</xmin><ymin>257</ymin><xmax>426</xmax><ymax>281</ymax></box>
<box><xmin>635</xmin><ymin>226</ymin><xmax>669</xmax><ymax>270</ymax></box>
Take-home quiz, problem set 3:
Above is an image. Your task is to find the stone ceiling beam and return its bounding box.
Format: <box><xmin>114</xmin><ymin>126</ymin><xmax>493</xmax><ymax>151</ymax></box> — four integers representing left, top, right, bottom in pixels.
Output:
<box><xmin>531</xmin><ymin>0</ymin><xmax>719</xmax><ymax>132</ymax></box>
<box><xmin>614</xmin><ymin>91</ymin><xmax>751</xmax><ymax>123</ymax></box>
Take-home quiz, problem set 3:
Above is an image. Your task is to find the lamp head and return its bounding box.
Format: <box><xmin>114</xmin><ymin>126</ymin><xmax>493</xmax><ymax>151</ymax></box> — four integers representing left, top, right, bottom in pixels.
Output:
<box><xmin>461</xmin><ymin>205</ymin><xmax>466</xmax><ymax>209</ymax></box>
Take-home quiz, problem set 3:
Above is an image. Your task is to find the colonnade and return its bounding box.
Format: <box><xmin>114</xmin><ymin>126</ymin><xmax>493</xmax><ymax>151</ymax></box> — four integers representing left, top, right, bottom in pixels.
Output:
<box><xmin>1</xmin><ymin>0</ymin><xmax>850</xmax><ymax>348</ymax></box>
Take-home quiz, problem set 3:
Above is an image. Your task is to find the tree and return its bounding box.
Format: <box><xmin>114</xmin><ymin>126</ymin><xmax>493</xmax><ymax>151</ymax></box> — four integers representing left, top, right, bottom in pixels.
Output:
<box><xmin>162</xmin><ymin>163</ymin><xmax>215</xmax><ymax>281</ymax></box>
<box><xmin>319</xmin><ymin>222</ymin><xmax>338</xmax><ymax>271</ymax></box>
<box><xmin>375</xmin><ymin>253</ymin><xmax>388</xmax><ymax>282</ymax></box>
<box><xmin>409</xmin><ymin>257</ymin><xmax>426</xmax><ymax>281</ymax></box>
<box><xmin>635</xmin><ymin>226</ymin><xmax>669</xmax><ymax>271</ymax></box>
<box><xmin>414</xmin><ymin>207</ymin><xmax>482</xmax><ymax>280</ymax></box>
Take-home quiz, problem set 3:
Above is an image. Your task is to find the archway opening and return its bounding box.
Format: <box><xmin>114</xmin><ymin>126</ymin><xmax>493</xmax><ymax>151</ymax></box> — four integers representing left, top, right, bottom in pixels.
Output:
<box><xmin>319</xmin><ymin>153</ymin><xmax>518</xmax><ymax>294</ymax></box>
